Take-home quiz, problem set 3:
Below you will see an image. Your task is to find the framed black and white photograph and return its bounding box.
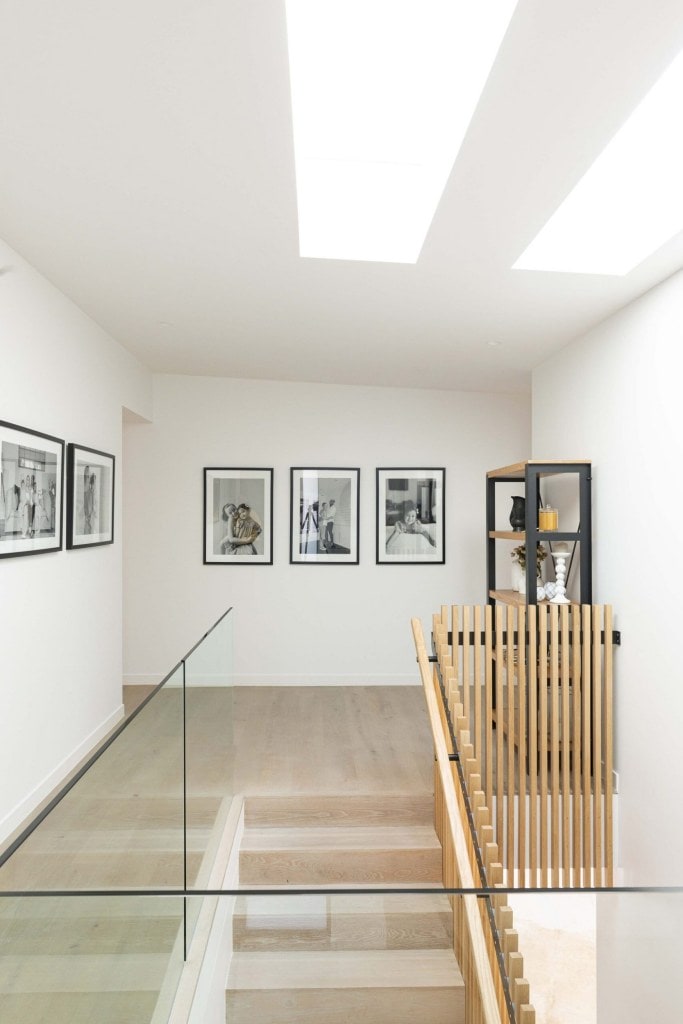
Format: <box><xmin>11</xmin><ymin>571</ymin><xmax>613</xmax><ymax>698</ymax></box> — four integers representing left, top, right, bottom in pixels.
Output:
<box><xmin>204</xmin><ymin>468</ymin><xmax>273</xmax><ymax>565</ymax></box>
<box><xmin>0</xmin><ymin>419</ymin><xmax>64</xmax><ymax>558</ymax></box>
<box><xmin>376</xmin><ymin>467</ymin><xmax>445</xmax><ymax>564</ymax></box>
<box><xmin>290</xmin><ymin>468</ymin><xmax>359</xmax><ymax>564</ymax></box>
<box><xmin>67</xmin><ymin>444</ymin><xmax>115</xmax><ymax>549</ymax></box>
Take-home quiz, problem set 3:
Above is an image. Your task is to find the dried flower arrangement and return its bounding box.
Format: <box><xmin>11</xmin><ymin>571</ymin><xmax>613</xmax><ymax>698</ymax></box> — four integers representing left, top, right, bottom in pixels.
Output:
<box><xmin>511</xmin><ymin>542</ymin><xmax>547</xmax><ymax>574</ymax></box>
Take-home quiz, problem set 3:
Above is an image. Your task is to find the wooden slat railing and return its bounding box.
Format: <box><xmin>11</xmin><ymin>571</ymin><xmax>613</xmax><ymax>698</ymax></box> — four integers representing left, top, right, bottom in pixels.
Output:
<box><xmin>432</xmin><ymin>604</ymin><xmax>615</xmax><ymax>889</ymax></box>
<box><xmin>412</xmin><ymin>619</ymin><xmax>535</xmax><ymax>1024</ymax></box>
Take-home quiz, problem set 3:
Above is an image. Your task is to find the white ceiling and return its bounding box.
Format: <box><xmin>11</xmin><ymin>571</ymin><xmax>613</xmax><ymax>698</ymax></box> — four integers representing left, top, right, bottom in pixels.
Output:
<box><xmin>2</xmin><ymin>0</ymin><xmax>683</xmax><ymax>394</ymax></box>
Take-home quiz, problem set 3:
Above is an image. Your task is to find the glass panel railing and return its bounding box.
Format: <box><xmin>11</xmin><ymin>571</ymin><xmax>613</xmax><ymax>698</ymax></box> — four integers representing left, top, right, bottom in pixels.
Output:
<box><xmin>184</xmin><ymin>608</ymin><xmax>234</xmax><ymax>890</ymax></box>
<box><xmin>0</xmin><ymin>893</ymin><xmax>184</xmax><ymax>1024</ymax></box>
<box><xmin>0</xmin><ymin>663</ymin><xmax>185</xmax><ymax>893</ymax></box>
<box><xmin>0</xmin><ymin>608</ymin><xmax>234</xmax><ymax>1023</ymax></box>
<box><xmin>2</xmin><ymin>887</ymin><xmax>679</xmax><ymax>1024</ymax></box>
<box><xmin>507</xmin><ymin>886</ymin><xmax>682</xmax><ymax>1024</ymax></box>
<box><xmin>215</xmin><ymin>886</ymin><xmax>683</xmax><ymax>1024</ymax></box>
<box><xmin>7</xmin><ymin>604</ymin><xmax>680</xmax><ymax>1024</ymax></box>
<box><xmin>184</xmin><ymin>609</ymin><xmax>234</xmax><ymax>955</ymax></box>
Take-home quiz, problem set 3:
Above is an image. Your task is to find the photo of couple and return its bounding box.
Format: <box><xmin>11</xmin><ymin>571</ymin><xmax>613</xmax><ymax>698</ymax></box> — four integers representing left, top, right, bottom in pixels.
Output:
<box><xmin>299</xmin><ymin>497</ymin><xmax>340</xmax><ymax>554</ymax></box>
<box><xmin>290</xmin><ymin>468</ymin><xmax>359</xmax><ymax>564</ymax></box>
<box><xmin>205</xmin><ymin>468</ymin><xmax>273</xmax><ymax>565</ymax></box>
<box><xmin>218</xmin><ymin>501</ymin><xmax>262</xmax><ymax>556</ymax></box>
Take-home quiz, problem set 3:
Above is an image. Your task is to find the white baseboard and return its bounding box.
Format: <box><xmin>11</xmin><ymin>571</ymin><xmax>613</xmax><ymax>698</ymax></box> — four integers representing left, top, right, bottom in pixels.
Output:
<box><xmin>0</xmin><ymin>704</ymin><xmax>124</xmax><ymax>846</ymax></box>
<box><xmin>231</xmin><ymin>674</ymin><xmax>419</xmax><ymax>686</ymax></box>
<box><xmin>124</xmin><ymin>673</ymin><xmax>419</xmax><ymax>687</ymax></box>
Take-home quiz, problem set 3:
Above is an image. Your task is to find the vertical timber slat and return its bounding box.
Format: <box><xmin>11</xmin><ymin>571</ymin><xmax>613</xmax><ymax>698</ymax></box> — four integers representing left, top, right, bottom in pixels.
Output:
<box><xmin>550</xmin><ymin>604</ymin><xmax>560</xmax><ymax>888</ymax></box>
<box><xmin>528</xmin><ymin>605</ymin><xmax>538</xmax><ymax>888</ymax></box>
<box><xmin>561</xmin><ymin>604</ymin><xmax>571</xmax><ymax>887</ymax></box>
<box><xmin>604</xmin><ymin>605</ymin><xmax>614</xmax><ymax>886</ymax></box>
<box><xmin>571</xmin><ymin>604</ymin><xmax>582</xmax><ymax>888</ymax></box>
<box><xmin>517</xmin><ymin>604</ymin><xmax>527</xmax><ymax>888</ymax></box>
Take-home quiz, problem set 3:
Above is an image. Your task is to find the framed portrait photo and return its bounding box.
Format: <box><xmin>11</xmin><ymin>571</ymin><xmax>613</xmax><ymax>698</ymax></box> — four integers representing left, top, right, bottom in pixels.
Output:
<box><xmin>204</xmin><ymin>468</ymin><xmax>273</xmax><ymax>565</ymax></box>
<box><xmin>67</xmin><ymin>444</ymin><xmax>115</xmax><ymax>549</ymax></box>
<box><xmin>290</xmin><ymin>468</ymin><xmax>359</xmax><ymax>564</ymax></box>
<box><xmin>0</xmin><ymin>419</ymin><xmax>64</xmax><ymax>558</ymax></box>
<box><xmin>376</xmin><ymin>467</ymin><xmax>445</xmax><ymax>565</ymax></box>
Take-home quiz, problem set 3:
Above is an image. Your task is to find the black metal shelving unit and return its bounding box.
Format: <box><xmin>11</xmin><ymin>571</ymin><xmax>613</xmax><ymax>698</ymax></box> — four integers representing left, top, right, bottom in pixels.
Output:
<box><xmin>486</xmin><ymin>460</ymin><xmax>592</xmax><ymax>607</ymax></box>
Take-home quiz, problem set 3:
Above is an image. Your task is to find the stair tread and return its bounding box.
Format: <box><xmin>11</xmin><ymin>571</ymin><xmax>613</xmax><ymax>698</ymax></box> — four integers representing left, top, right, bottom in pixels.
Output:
<box><xmin>241</xmin><ymin>827</ymin><xmax>440</xmax><ymax>851</ymax></box>
<box><xmin>237</xmin><ymin>882</ymin><xmax>446</xmax><ymax>891</ymax></box>
<box><xmin>234</xmin><ymin>893</ymin><xmax>451</xmax><ymax>916</ymax></box>
<box><xmin>228</xmin><ymin>949</ymin><xmax>464</xmax><ymax>989</ymax></box>
<box><xmin>244</xmin><ymin>795</ymin><xmax>433</xmax><ymax>828</ymax></box>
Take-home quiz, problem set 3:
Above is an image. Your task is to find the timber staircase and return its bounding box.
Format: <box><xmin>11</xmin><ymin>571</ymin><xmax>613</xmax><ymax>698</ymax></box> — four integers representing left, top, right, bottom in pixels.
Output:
<box><xmin>227</xmin><ymin>793</ymin><xmax>465</xmax><ymax>1024</ymax></box>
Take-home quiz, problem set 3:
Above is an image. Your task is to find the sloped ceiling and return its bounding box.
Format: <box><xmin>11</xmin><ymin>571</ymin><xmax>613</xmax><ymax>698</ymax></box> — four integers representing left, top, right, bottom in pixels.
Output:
<box><xmin>2</xmin><ymin>0</ymin><xmax>683</xmax><ymax>392</ymax></box>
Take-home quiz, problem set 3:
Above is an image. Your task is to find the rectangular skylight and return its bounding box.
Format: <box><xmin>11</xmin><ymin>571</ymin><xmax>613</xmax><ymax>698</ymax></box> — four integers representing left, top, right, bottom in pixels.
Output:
<box><xmin>514</xmin><ymin>47</ymin><xmax>683</xmax><ymax>275</ymax></box>
<box><xmin>285</xmin><ymin>0</ymin><xmax>518</xmax><ymax>263</ymax></box>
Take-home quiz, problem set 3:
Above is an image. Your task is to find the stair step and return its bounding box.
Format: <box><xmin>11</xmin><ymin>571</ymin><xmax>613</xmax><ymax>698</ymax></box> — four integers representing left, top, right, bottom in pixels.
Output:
<box><xmin>239</xmin><ymin>826</ymin><xmax>442</xmax><ymax>885</ymax></box>
<box><xmin>233</xmin><ymin>892</ymin><xmax>453</xmax><ymax>951</ymax></box>
<box><xmin>227</xmin><ymin>949</ymin><xmax>464</xmax><ymax>1024</ymax></box>
<box><xmin>244</xmin><ymin>794</ymin><xmax>433</xmax><ymax>829</ymax></box>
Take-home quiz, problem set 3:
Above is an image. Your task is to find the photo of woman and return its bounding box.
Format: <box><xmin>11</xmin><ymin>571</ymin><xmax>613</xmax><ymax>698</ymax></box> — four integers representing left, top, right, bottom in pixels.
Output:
<box><xmin>376</xmin><ymin>468</ymin><xmax>445</xmax><ymax>564</ymax></box>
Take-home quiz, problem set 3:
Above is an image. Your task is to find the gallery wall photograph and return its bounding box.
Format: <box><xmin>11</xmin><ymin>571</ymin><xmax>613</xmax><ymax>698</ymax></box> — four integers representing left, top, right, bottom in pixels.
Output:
<box><xmin>376</xmin><ymin>467</ymin><xmax>445</xmax><ymax>564</ymax></box>
<box><xmin>204</xmin><ymin>468</ymin><xmax>273</xmax><ymax>564</ymax></box>
<box><xmin>290</xmin><ymin>467</ymin><xmax>360</xmax><ymax>564</ymax></box>
<box><xmin>67</xmin><ymin>444</ymin><xmax>115</xmax><ymax>549</ymax></box>
<box><xmin>0</xmin><ymin>419</ymin><xmax>64</xmax><ymax>558</ymax></box>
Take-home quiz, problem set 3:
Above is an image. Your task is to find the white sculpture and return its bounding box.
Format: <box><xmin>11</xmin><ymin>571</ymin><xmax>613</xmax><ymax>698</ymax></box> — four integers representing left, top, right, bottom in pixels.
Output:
<box><xmin>550</xmin><ymin>544</ymin><xmax>571</xmax><ymax>605</ymax></box>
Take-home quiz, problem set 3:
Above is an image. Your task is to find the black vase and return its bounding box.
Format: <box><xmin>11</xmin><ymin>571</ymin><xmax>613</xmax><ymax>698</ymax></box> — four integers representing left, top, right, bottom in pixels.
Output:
<box><xmin>509</xmin><ymin>495</ymin><xmax>526</xmax><ymax>532</ymax></box>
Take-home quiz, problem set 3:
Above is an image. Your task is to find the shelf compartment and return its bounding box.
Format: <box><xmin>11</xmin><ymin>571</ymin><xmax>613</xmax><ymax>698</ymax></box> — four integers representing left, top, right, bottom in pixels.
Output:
<box><xmin>489</xmin><ymin>589</ymin><xmax>579</xmax><ymax>607</ymax></box>
<box><xmin>487</xmin><ymin>459</ymin><xmax>591</xmax><ymax>480</ymax></box>
<box><xmin>489</xmin><ymin>531</ymin><xmax>582</xmax><ymax>543</ymax></box>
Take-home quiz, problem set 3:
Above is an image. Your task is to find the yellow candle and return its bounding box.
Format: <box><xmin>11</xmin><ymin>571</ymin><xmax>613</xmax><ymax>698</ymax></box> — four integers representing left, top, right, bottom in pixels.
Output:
<box><xmin>538</xmin><ymin>506</ymin><xmax>558</xmax><ymax>531</ymax></box>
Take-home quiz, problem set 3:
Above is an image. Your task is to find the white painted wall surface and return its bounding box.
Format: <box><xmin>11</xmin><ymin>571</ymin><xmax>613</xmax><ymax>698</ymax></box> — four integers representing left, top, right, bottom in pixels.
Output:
<box><xmin>0</xmin><ymin>239</ymin><xmax>152</xmax><ymax>841</ymax></box>
<box><xmin>533</xmin><ymin>270</ymin><xmax>683</xmax><ymax>1023</ymax></box>
<box><xmin>123</xmin><ymin>374</ymin><xmax>530</xmax><ymax>685</ymax></box>
<box><xmin>533</xmin><ymin>267</ymin><xmax>683</xmax><ymax>886</ymax></box>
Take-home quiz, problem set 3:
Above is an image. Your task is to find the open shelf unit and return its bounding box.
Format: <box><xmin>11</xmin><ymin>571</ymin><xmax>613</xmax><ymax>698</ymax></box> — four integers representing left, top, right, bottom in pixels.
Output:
<box><xmin>486</xmin><ymin>459</ymin><xmax>592</xmax><ymax>607</ymax></box>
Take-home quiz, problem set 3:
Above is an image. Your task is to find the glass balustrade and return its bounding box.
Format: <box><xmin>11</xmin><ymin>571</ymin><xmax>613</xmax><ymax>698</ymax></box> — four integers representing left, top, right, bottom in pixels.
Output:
<box><xmin>1</xmin><ymin>607</ymin><xmax>680</xmax><ymax>1024</ymax></box>
<box><xmin>1</xmin><ymin>886</ymin><xmax>678</xmax><ymax>1024</ymax></box>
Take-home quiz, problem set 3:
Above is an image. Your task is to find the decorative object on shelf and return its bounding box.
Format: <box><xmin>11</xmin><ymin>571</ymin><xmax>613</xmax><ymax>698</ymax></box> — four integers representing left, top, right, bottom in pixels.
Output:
<box><xmin>203</xmin><ymin>467</ymin><xmax>273</xmax><ymax>565</ymax></box>
<box><xmin>511</xmin><ymin>559</ymin><xmax>525</xmax><ymax>593</ymax></box>
<box><xmin>66</xmin><ymin>444</ymin><xmax>115</xmax><ymax>549</ymax></box>
<box><xmin>511</xmin><ymin>542</ymin><xmax>547</xmax><ymax>576</ymax></box>
<box><xmin>544</xmin><ymin>580</ymin><xmax>558</xmax><ymax>600</ymax></box>
<box><xmin>538</xmin><ymin>503</ymin><xmax>559</xmax><ymax>531</ymax></box>
<box><xmin>290</xmin><ymin>467</ymin><xmax>360</xmax><ymax>564</ymax></box>
<box><xmin>376</xmin><ymin>467</ymin><xmax>445</xmax><ymax>564</ymax></box>
<box><xmin>509</xmin><ymin>494</ymin><xmax>526</xmax><ymax>531</ymax></box>
<box><xmin>0</xmin><ymin>419</ymin><xmax>64</xmax><ymax>558</ymax></box>
<box><xmin>537</xmin><ymin>584</ymin><xmax>546</xmax><ymax>601</ymax></box>
<box><xmin>550</xmin><ymin>543</ymin><xmax>571</xmax><ymax>604</ymax></box>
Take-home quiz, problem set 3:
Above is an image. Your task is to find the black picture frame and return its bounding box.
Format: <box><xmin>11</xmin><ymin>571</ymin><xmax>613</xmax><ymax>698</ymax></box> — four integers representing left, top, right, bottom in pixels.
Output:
<box><xmin>204</xmin><ymin>467</ymin><xmax>273</xmax><ymax>564</ymax></box>
<box><xmin>66</xmin><ymin>443</ymin><xmax>115</xmax><ymax>549</ymax></box>
<box><xmin>0</xmin><ymin>419</ymin><xmax>64</xmax><ymax>558</ymax></box>
<box><xmin>376</xmin><ymin>467</ymin><xmax>445</xmax><ymax>564</ymax></box>
<box><xmin>290</xmin><ymin>467</ymin><xmax>360</xmax><ymax>564</ymax></box>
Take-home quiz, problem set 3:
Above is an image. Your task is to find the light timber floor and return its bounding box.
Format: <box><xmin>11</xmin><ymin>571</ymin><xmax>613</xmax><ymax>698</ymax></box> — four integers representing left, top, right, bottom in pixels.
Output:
<box><xmin>0</xmin><ymin>686</ymin><xmax>437</xmax><ymax>1024</ymax></box>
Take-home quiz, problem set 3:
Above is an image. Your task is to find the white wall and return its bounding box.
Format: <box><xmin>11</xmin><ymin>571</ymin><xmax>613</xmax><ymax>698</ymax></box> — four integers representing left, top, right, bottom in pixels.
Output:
<box><xmin>533</xmin><ymin>271</ymin><xmax>683</xmax><ymax>1022</ymax></box>
<box><xmin>533</xmin><ymin>267</ymin><xmax>683</xmax><ymax>885</ymax></box>
<box><xmin>123</xmin><ymin>374</ymin><xmax>530</xmax><ymax>685</ymax></box>
<box><xmin>0</xmin><ymin>239</ymin><xmax>152</xmax><ymax>841</ymax></box>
